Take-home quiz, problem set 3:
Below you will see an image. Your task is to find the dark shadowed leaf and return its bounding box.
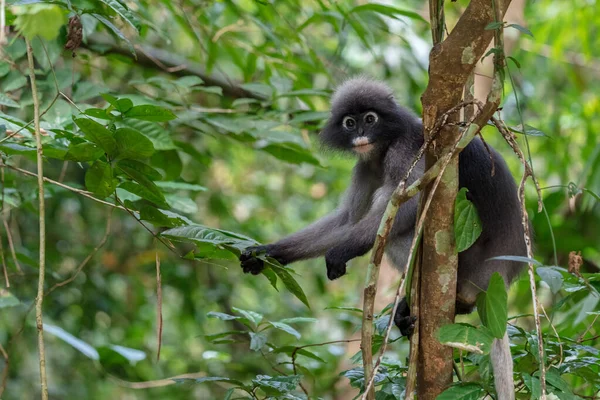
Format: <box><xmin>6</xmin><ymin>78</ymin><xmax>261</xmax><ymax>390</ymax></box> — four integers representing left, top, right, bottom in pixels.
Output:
<box><xmin>437</xmin><ymin>383</ymin><xmax>484</xmax><ymax>400</ymax></box>
<box><xmin>476</xmin><ymin>272</ymin><xmax>508</xmax><ymax>338</ymax></box>
<box><xmin>85</xmin><ymin>161</ymin><xmax>116</xmax><ymax>198</ymax></box>
<box><xmin>75</xmin><ymin>118</ymin><xmax>117</xmax><ymax>156</ymax></box>
<box><xmin>114</xmin><ymin>127</ymin><xmax>155</xmax><ymax>160</ymax></box>
<box><xmin>65</xmin><ymin>142</ymin><xmax>104</xmax><ymax>162</ymax></box>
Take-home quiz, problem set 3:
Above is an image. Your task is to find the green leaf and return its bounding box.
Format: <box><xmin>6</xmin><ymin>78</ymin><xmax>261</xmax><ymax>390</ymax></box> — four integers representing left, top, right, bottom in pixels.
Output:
<box><xmin>74</xmin><ymin>118</ymin><xmax>117</xmax><ymax>156</ymax></box>
<box><xmin>0</xmin><ymin>290</ymin><xmax>20</xmax><ymax>308</ymax></box>
<box><xmin>507</xmin><ymin>23</ymin><xmax>533</xmax><ymax>36</ymax></box>
<box><xmin>83</xmin><ymin>108</ymin><xmax>113</xmax><ymax>120</ymax></box>
<box><xmin>85</xmin><ymin>161</ymin><xmax>116</xmax><ymax>198</ymax></box>
<box><xmin>0</xmin><ymin>93</ymin><xmax>19</xmax><ymax>108</ymax></box>
<box><xmin>114</xmin><ymin>127</ymin><xmax>155</xmax><ymax>160</ymax></box>
<box><xmin>122</xmin><ymin>119</ymin><xmax>176</xmax><ymax>150</ymax></box>
<box><xmin>207</xmin><ymin>311</ymin><xmax>240</xmax><ymax>321</ymax></box>
<box><xmin>258</xmin><ymin>142</ymin><xmax>320</xmax><ymax>166</ymax></box>
<box><xmin>249</xmin><ymin>332</ymin><xmax>267</xmax><ymax>351</ymax></box>
<box><xmin>118</xmin><ymin>181</ymin><xmax>168</xmax><ymax>208</ymax></box>
<box><xmin>65</xmin><ymin>142</ymin><xmax>105</xmax><ymax>162</ymax></box>
<box><xmin>139</xmin><ymin>205</ymin><xmax>192</xmax><ymax>228</ymax></box>
<box><xmin>486</xmin><ymin>255</ymin><xmax>543</xmax><ymax>266</ymax></box>
<box><xmin>270</xmin><ymin>265</ymin><xmax>310</xmax><ymax>309</ymax></box>
<box><xmin>2</xmin><ymin>71</ymin><xmax>27</xmax><ymax>92</ymax></box>
<box><xmin>273</xmin><ymin>346</ymin><xmax>325</xmax><ymax>363</ymax></box>
<box><xmin>99</xmin><ymin>0</ymin><xmax>141</xmax><ymax>31</ymax></box>
<box><xmin>278</xmin><ymin>317</ymin><xmax>318</xmax><ymax>324</ymax></box>
<box><xmin>161</xmin><ymin>224</ymin><xmax>256</xmax><ymax>260</ymax></box>
<box><xmin>507</xmin><ymin>56</ymin><xmax>521</xmax><ymax>69</ymax></box>
<box><xmin>476</xmin><ymin>272</ymin><xmax>508</xmax><ymax>338</ymax></box>
<box><xmin>508</xmin><ymin>124</ymin><xmax>549</xmax><ymax>137</ymax></box>
<box><xmin>437</xmin><ymin>323</ymin><xmax>494</xmax><ymax>354</ymax></box>
<box><xmin>536</xmin><ymin>267</ymin><xmax>564</xmax><ymax>294</ymax></box>
<box><xmin>44</xmin><ymin>324</ymin><xmax>99</xmax><ymax>360</ymax></box>
<box><xmin>454</xmin><ymin>188</ymin><xmax>482</xmax><ymax>252</ymax></box>
<box><xmin>92</xmin><ymin>13</ymin><xmax>135</xmax><ymax>56</ymax></box>
<box><xmin>231</xmin><ymin>307</ymin><xmax>263</xmax><ymax>328</ymax></box>
<box><xmin>107</xmin><ymin>345</ymin><xmax>146</xmax><ymax>364</ymax></box>
<box><xmin>155</xmin><ymin>181</ymin><xmax>207</xmax><ymax>192</ymax></box>
<box><xmin>252</xmin><ymin>375</ymin><xmax>301</xmax><ymax>395</ymax></box>
<box><xmin>151</xmin><ymin>150</ymin><xmax>182</xmax><ymax>180</ymax></box>
<box><xmin>173</xmin><ymin>376</ymin><xmax>245</xmax><ymax>387</ymax></box>
<box><xmin>117</xmin><ymin>159</ymin><xmax>163</xmax><ymax>180</ymax></box>
<box><xmin>125</xmin><ymin>105</ymin><xmax>177</xmax><ymax>122</ymax></box>
<box><xmin>437</xmin><ymin>383</ymin><xmax>484</xmax><ymax>400</ymax></box>
<box><xmin>268</xmin><ymin>322</ymin><xmax>301</xmax><ymax>339</ymax></box>
<box><xmin>350</xmin><ymin>4</ymin><xmax>426</xmax><ymax>23</ymax></box>
<box><xmin>13</xmin><ymin>4</ymin><xmax>67</xmax><ymax>40</ymax></box>
<box><xmin>484</xmin><ymin>21</ymin><xmax>504</xmax><ymax>31</ymax></box>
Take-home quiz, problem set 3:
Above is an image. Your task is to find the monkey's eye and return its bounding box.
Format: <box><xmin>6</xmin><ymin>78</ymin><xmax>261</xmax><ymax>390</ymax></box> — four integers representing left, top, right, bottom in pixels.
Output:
<box><xmin>342</xmin><ymin>116</ymin><xmax>356</xmax><ymax>130</ymax></box>
<box><xmin>364</xmin><ymin>111</ymin><xmax>378</xmax><ymax>124</ymax></box>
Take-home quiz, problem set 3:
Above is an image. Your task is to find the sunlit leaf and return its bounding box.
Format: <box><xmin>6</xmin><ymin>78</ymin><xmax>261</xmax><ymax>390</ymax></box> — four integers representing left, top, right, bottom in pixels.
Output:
<box><xmin>13</xmin><ymin>4</ymin><xmax>67</xmax><ymax>40</ymax></box>
<box><xmin>454</xmin><ymin>188</ymin><xmax>482</xmax><ymax>252</ymax></box>
<box><xmin>125</xmin><ymin>105</ymin><xmax>177</xmax><ymax>122</ymax></box>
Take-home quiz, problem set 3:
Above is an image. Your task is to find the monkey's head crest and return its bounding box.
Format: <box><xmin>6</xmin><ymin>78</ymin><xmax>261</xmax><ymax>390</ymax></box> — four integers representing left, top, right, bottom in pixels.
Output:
<box><xmin>320</xmin><ymin>77</ymin><xmax>417</xmax><ymax>158</ymax></box>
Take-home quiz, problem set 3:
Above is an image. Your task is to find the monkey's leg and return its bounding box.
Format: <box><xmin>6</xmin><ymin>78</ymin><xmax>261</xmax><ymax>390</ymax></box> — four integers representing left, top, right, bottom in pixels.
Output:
<box><xmin>393</xmin><ymin>297</ymin><xmax>417</xmax><ymax>337</ymax></box>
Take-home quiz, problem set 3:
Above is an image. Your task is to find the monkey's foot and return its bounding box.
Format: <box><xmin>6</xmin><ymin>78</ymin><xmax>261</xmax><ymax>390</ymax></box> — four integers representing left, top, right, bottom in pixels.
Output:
<box><xmin>394</xmin><ymin>297</ymin><xmax>417</xmax><ymax>337</ymax></box>
<box><xmin>325</xmin><ymin>259</ymin><xmax>347</xmax><ymax>280</ymax></box>
<box><xmin>394</xmin><ymin>314</ymin><xmax>417</xmax><ymax>337</ymax></box>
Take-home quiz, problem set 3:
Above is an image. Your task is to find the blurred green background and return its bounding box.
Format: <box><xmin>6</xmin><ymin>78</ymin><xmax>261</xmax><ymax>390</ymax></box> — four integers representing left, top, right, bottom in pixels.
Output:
<box><xmin>0</xmin><ymin>0</ymin><xmax>598</xmax><ymax>399</ymax></box>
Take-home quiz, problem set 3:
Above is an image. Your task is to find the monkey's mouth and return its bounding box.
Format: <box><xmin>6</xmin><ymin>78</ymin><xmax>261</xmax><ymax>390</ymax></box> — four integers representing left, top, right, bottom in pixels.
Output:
<box><xmin>352</xmin><ymin>137</ymin><xmax>374</xmax><ymax>154</ymax></box>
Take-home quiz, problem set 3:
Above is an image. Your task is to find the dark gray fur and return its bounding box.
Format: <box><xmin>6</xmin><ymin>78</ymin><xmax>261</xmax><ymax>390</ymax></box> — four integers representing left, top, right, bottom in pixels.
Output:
<box><xmin>239</xmin><ymin>77</ymin><xmax>525</xmax><ymax>399</ymax></box>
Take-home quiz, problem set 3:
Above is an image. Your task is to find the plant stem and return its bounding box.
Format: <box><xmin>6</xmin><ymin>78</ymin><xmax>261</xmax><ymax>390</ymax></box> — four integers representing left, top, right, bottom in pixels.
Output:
<box><xmin>26</xmin><ymin>37</ymin><xmax>49</xmax><ymax>400</ymax></box>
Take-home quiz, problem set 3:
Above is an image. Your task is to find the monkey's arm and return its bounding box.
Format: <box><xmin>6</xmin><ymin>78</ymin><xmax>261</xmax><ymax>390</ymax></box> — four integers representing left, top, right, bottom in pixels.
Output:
<box><xmin>324</xmin><ymin>183</ymin><xmax>419</xmax><ymax>280</ymax></box>
<box><xmin>240</xmin><ymin>164</ymin><xmax>379</xmax><ymax>274</ymax></box>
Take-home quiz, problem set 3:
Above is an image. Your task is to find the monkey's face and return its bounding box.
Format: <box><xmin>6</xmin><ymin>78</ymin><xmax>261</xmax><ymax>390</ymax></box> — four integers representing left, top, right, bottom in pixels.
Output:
<box><xmin>321</xmin><ymin>105</ymin><xmax>401</xmax><ymax>158</ymax></box>
<box><xmin>341</xmin><ymin>111</ymin><xmax>379</xmax><ymax>156</ymax></box>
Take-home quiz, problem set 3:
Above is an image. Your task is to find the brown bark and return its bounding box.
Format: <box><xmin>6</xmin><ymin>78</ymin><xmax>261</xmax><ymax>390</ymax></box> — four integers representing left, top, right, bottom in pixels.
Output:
<box><xmin>417</xmin><ymin>0</ymin><xmax>512</xmax><ymax>398</ymax></box>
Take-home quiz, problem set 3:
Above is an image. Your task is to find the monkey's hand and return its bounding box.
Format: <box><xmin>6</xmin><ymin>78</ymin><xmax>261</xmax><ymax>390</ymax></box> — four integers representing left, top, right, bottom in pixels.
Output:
<box><xmin>239</xmin><ymin>244</ymin><xmax>288</xmax><ymax>275</ymax></box>
<box><xmin>324</xmin><ymin>249</ymin><xmax>347</xmax><ymax>280</ymax></box>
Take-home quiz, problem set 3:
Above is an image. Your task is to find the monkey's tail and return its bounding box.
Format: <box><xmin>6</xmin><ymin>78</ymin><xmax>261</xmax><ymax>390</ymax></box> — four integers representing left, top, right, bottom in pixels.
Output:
<box><xmin>490</xmin><ymin>332</ymin><xmax>515</xmax><ymax>400</ymax></box>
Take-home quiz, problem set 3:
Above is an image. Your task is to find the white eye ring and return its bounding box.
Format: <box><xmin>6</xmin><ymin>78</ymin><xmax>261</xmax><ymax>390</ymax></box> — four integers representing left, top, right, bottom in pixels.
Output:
<box><xmin>364</xmin><ymin>111</ymin><xmax>378</xmax><ymax>124</ymax></box>
<box><xmin>343</xmin><ymin>116</ymin><xmax>356</xmax><ymax>129</ymax></box>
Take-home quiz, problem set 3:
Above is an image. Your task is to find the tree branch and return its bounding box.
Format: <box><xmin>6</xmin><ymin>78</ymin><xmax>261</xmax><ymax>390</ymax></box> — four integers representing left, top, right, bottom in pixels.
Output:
<box><xmin>84</xmin><ymin>34</ymin><xmax>266</xmax><ymax>100</ymax></box>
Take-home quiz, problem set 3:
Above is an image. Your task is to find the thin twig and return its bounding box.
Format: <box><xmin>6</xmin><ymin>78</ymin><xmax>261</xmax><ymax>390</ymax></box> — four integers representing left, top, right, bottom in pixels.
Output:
<box><xmin>0</xmin><ymin>163</ymin><xmax>126</xmax><ymax>210</ymax></box>
<box><xmin>3</xmin><ymin>216</ymin><xmax>22</xmax><ymax>273</ymax></box>
<box><xmin>26</xmin><ymin>36</ymin><xmax>49</xmax><ymax>400</ymax></box>
<box><xmin>0</xmin><ymin>228</ymin><xmax>8</xmax><ymax>287</ymax></box>
<box><xmin>155</xmin><ymin>252</ymin><xmax>163</xmax><ymax>362</ymax></box>
<box><xmin>578</xmin><ymin>314</ymin><xmax>599</xmax><ymax>343</ymax></box>
<box><xmin>46</xmin><ymin>208</ymin><xmax>113</xmax><ymax>296</ymax></box>
<box><xmin>0</xmin><ymin>342</ymin><xmax>8</xmax><ymax>398</ymax></box>
<box><xmin>540</xmin><ymin>303</ymin><xmax>563</xmax><ymax>367</ymax></box>
<box><xmin>518</xmin><ymin>171</ymin><xmax>546</xmax><ymax>398</ymax></box>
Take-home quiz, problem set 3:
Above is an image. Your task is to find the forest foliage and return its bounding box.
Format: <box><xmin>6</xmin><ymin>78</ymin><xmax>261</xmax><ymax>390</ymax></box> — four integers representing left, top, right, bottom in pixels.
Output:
<box><xmin>0</xmin><ymin>0</ymin><xmax>599</xmax><ymax>399</ymax></box>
